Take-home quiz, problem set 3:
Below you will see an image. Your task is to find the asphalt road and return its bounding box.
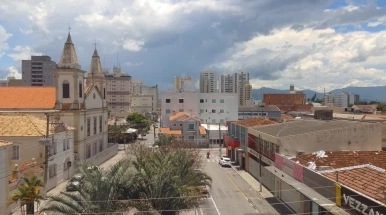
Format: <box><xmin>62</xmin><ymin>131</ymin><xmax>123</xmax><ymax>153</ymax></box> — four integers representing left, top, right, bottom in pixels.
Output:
<box><xmin>199</xmin><ymin>150</ymin><xmax>279</xmax><ymax>215</ymax></box>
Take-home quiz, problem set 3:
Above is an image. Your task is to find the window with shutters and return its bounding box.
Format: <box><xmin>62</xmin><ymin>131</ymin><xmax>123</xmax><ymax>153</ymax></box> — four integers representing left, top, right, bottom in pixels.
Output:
<box><xmin>99</xmin><ymin>116</ymin><xmax>103</xmax><ymax>133</ymax></box>
<box><xmin>87</xmin><ymin>118</ymin><xmax>91</xmax><ymax>136</ymax></box>
<box><xmin>93</xmin><ymin>117</ymin><xmax>97</xmax><ymax>134</ymax></box>
<box><xmin>62</xmin><ymin>81</ymin><xmax>70</xmax><ymax>98</ymax></box>
<box><xmin>12</xmin><ymin>145</ymin><xmax>19</xmax><ymax>160</ymax></box>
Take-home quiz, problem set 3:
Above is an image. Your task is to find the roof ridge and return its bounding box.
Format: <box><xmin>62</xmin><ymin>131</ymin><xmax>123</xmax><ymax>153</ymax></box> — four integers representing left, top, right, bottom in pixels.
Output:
<box><xmin>25</xmin><ymin>115</ymin><xmax>45</xmax><ymax>136</ymax></box>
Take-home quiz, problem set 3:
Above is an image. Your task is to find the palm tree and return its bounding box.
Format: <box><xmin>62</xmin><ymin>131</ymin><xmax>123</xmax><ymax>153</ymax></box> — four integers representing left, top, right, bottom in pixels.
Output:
<box><xmin>39</xmin><ymin>160</ymin><xmax>150</xmax><ymax>215</ymax></box>
<box><xmin>9</xmin><ymin>175</ymin><xmax>44</xmax><ymax>215</ymax></box>
<box><xmin>154</xmin><ymin>134</ymin><xmax>176</xmax><ymax>147</ymax></box>
<box><xmin>128</xmin><ymin>147</ymin><xmax>211</xmax><ymax>215</ymax></box>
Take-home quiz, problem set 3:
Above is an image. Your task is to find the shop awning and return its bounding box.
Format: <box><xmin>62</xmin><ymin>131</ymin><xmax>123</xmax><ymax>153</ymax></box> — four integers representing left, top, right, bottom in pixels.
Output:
<box><xmin>265</xmin><ymin>166</ymin><xmax>350</xmax><ymax>215</ymax></box>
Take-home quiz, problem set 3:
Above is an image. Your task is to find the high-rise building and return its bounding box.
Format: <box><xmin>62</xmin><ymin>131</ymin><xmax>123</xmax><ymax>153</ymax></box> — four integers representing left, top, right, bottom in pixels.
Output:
<box><xmin>105</xmin><ymin>66</ymin><xmax>132</xmax><ymax>117</ymax></box>
<box><xmin>199</xmin><ymin>70</ymin><xmax>218</xmax><ymax>93</ymax></box>
<box><xmin>324</xmin><ymin>92</ymin><xmax>360</xmax><ymax>108</ymax></box>
<box><xmin>174</xmin><ymin>75</ymin><xmax>194</xmax><ymax>92</ymax></box>
<box><xmin>220</xmin><ymin>71</ymin><xmax>252</xmax><ymax>106</ymax></box>
<box><xmin>22</xmin><ymin>56</ymin><xmax>56</xmax><ymax>86</ymax></box>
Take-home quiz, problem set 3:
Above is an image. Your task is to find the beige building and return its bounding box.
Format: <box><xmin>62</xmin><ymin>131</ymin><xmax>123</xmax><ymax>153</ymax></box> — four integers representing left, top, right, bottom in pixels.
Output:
<box><xmin>130</xmin><ymin>95</ymin><xmax>154</xmax><ymax>114</ymax></box>
<box><xmin>105</xmin><ymin>67</ymin><xmax>132</xmax><ymax>117</ymax></box>
<box><xmin>174</xmin><ymin>75</ymin><xmax>194</xmax><ymax>92</ymax></box>
<box><xmin>220</xmin><ymin>71</ymin><xmax>252</xmax><ymax>106</ymax></box>
<box><xmin>239</xmin><ymin>83</ymin><xmax>252</xmax><ymax>106</ymax></box>
<box><xmin>248</xmin><ymin>120</ymin><xmax>382</xmax><ymax>158</ymax></box>
<box><xmin>0</xmin><ymin>77</ymin><xmax>23</xmax><ymax>87</ymax></box>
<box><xmin>0</xmin><ymin>114</ymin><xmax>75</xmax><ymax>214</ymax></box>
<box><xmin>199</xmin><ymin>69</ymin><xmax>218</xmax><ymax>93</ymax></box>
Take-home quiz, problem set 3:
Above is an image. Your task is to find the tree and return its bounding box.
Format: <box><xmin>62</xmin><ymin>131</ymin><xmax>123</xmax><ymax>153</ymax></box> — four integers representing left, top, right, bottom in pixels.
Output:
<box><xmin>354</xmin><ymin>101</ymin><xmax>368</xmax><ymax>105</ymax></box>
<box><xmin>9</xmin><ymin>175</ymin><xmax>44</xmax><ymax>215</ymax></box>
<box><xmin>154</xmin><ymin>134</ymin><xmax>176</xmax><ymax>147</ymax></box>
<box><xmin>108</xmin><ymin>123</ymin><xmax>129</xmax><ymax>144</ymax></box>
<box><xmin>369</xmin><ymin>101</ymin><xmax>381</xmax><ymax>105</ymax></box>
<box><xmin>311</xmin><ymin>93</ymin><xmax>317</xmax><ymax>102</ymax></box>
<box><xmin>40</xmin><ymin>161</ymin><xmax>148</xmax><ymax>214</ymax></box>
<box><xmin>376</xmin><ymin>103</ymin><xmax>386</xmax><ymax>112</ymax></box>
<box><xmin>127</xmin><ymin>113</ymin><xmax>151</xmax><ymax>136</ymax></box>
<box><xmin>127</xmin><ymin>142</ymin><xmax>212</xmax><ymax>215</ymax></box>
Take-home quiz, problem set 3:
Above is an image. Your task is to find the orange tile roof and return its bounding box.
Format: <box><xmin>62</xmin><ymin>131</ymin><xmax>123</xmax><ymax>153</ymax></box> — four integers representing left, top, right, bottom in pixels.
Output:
<box><xmin>199</xmin><ymin>126</ymin><xmax>206</xmax><ymax>135</ymax></box>
<box><xmin>0</xmin><ymin>87</ymin><xmax>56</xmax><ymax>109</ymax></box>
<box><xmin>233</xmin><ymin>118</ymin><xmax>276</xmax><ymax>127</ymax></box>
<box><xmin>323</xmin><ymin>167</ymin><xmax>386</xmax><ymax>203</ymax></box>
<box><xmin>170</xmin><ymin>112</ymin><xmax>187</xmax><ymax>121</ymax></box>
<box><xmin>281</xmin><ymin>114</ymin><xmax>294</xmax><ymax>121</ymax></box>
<box><xmin>0</xmin><ymin>114</ymin><xmax>53</xmax><ymax>136</ymax></box>
<box><xmin>0</xmin><ymin>140</ymin><xmax>12</xmax><ymax>147</ymax></box>
<box><xmin>158</xmin><ymin>127</ymin><xmax>182</xmax><ymax>135</ymax></box>
<box><xmin>293</xmin><ymin>151</ymin><xmax>386</xmax><ymax>170</ymax></box>
<box><xmin>170</xmin><ymin>112</ymin><xmax>200</xmax><ymax>122</ymax></box>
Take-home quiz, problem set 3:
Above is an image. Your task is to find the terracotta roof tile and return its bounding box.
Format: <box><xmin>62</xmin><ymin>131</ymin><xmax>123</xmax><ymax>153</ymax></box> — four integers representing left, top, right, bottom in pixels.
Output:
<box><xmin>170</xmin><ymin>112</ymin><xmax>200</xmax><ymax>122</ymax></box>
<box><xmin>233</xmin><ymin>118</ymin><xmax>276</xmax><ymax>127</ymax></box>
<box><xmin>158</xmin><ymin>127</ymin><xmax>182</xmax><ymax>135</ymax></box>
<box><xmin>199</xmin><ymin>126</ymin><xmax>206</xmax><ymax>135</ymax></box>
<box><xmin>9</xmin><ymin>177</ymin><xmax>17</xmax><ymax>183</ymax></box>
<box><xmin>323</xmin><ymin>167</ymin><xmax>386</xmax><ymax>203</ymax></box>
<box><xmin>281</xmin><ymin>114</ymin><xmax>294</xmax><ymax>121</ymax></box>
<box><xmin>0</xmin><ymin>114</ymin><xmax>53</xmax><ymax>136</ymax></box>
<box><xmin>0</xmin><ymin>140</ymin><xmax>12</xmax><ymax>147</ymax></box>
<box><xmin>0</xmin><ymin>87</ymin><xmax>56</xmax><ymax>109</ymax></box>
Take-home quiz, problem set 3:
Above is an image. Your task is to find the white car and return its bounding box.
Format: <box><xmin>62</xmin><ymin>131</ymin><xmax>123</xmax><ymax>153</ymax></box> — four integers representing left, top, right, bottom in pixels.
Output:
<box><xmin>218</xmin><ymin>156</ymin><xmax>231</xmax><ymax>167</ymax></box>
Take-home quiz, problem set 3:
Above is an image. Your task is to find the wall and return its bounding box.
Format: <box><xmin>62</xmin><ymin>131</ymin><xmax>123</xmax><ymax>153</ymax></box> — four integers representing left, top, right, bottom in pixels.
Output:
<box><xmin>161</xmin><ymin>92</ymin><xmax>199</xmax><ymax>127</ymax></box>
<box><xmin>46</xmin><ymin>130</ymin><xmax>75</xmax><ymax>191</ymax></box>
<box><xmin>198</xmin><ymin>93</ymin><xmax>238</xmax><ymax>124</ymax></box>
<box><xmin>302</xmin><ymin>168</ymin><xmax>335</xmax><ymax>200</ymax></box>
<box><xmin>85</xmin><ymin>143</ymin><xmax>118</xmax><ymax>166</ymax></box>
<box><xmin>263</xmin><ymin>94</ymin><xmax>306</xmax><ymax>112</ymax></box>
<box><xmin>85</xmin><ymin>87</ymin><xmax>104</xmax><ymax>109</ymax></box>
<box><xmin>279</xmin><ymin>123</ymin><xmax>382</xmax><ymax>156</ymax></box>
<box><xmin>382</xmin><ymin>124</ymin><xmax>386</xmax><ymax>150</ymax></box>
<box><xmin>0</xmin><ymin>146</ymin><xmax>8</xmax><ymax>214</ymax></box>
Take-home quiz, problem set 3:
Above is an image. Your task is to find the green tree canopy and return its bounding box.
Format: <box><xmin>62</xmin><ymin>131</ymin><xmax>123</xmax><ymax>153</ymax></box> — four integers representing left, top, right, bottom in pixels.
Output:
<box><xmin>354</xmin><ymin>101</ymin><xmax>368</xmax><ymax>105</ymax></box>
<box><xmin>376</xmin><ymin>103</ymin><xmax>386</xmax><ymax>112</ymax></box>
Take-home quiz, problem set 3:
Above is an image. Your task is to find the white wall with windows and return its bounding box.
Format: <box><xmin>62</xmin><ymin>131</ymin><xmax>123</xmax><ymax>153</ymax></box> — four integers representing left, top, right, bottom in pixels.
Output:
<box><xmin>46</xmin><ymin>128</ymin><xmax>75</xmax><ymax>191</ymax></box>
<box><xmin>161</xmin><ymin>92</ymin><xmax>238</xmax><ymax>127</ymax></box>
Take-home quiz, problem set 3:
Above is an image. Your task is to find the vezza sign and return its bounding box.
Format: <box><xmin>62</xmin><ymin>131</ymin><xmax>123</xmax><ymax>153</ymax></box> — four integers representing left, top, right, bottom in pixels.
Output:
<box><xmin>343</xmin><ymin>194</ymin><xmax>383</xmax><ymax>215</ymax></box>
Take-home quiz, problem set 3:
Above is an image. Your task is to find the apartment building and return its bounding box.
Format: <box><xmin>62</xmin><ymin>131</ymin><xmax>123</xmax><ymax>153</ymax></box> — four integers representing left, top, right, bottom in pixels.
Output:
<box><xmin>161</xmin><ymin>92</ymin><xmax>238</xmax><ymax>127</ymax></box>
<box><xmin>174</xmin><ymin>75</ymin><xmax>194</xmax><ymax>92</ymax></box>
<box><xmin>22</xmin><ymin>55</ymin><xmax>56</xmax><ymax>86</ymax></box>
<box><xmin>105</xmin><ymin>67</ymin><xmax>132</xmax><ymax>117</ymax></box>
<box><xmin>130</xmin><ymin>95</ymin><xmax>154</xmax><ymax>114</ymax></box>
<box><xmin>131</xmin><ymin>79</ymin><xmax>143</xmax><ymax>95</ymax></box>
<box><xmin>220</xmin><ymin>71</ymin><xmax>252</xmax><ymax>106</ymax></box>
<box><xmin>142</xmin><ymin>85</ymin><xmax>159</xmax><ymax>112</ymax></box>
<box><xmin>199</xmin><ymin>70</ymin><xmax>218</xmax><ymax>93</ymax></box>
<box><xmin>324</xmin><ymin>92</ymin><xmax>360</xmax><ymax>108</ymax></box>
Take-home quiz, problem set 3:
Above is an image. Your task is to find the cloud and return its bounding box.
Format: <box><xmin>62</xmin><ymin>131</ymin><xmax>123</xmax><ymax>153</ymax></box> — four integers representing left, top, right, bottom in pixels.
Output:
<box><xmin>125</xmin><ymin>61</ymin><xmax>143</xmax><ymax>66</ymax></box>
<box><xmin>216</xmin><ymin>27</ymin><xmax>386</xmax><ymax>91</ymax></box>
<box><xmin>122</xmin><ymin>40</ymin><xmax>145</xmax><ymax>52</ymax></box>
<box><xmin>0</xmin><ymin>25</ymin><xmax>12</xmax><ymax>58</ymax></box>
<box><xmin>8</xmin><ymin>46</ymin><xmax>43</xmax><ymax>61</ymax></box>
<box><xmin>0</xmin><ymin>66</ymin><xmax>21</xmax><ymax>79</ymax></box>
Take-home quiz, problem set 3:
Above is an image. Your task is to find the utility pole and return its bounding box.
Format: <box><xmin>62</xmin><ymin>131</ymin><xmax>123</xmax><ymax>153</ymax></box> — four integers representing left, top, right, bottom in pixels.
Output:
<box><xmin>44</xmin><ymin>113</ymin><xmax>50</xmax><ymax>194</ymax></box>
<box><xmin>258</xmin><ymin>134</ymin><xmax>263</xmax><ymax>193</ymax></box>
<box><xmin>219</xmin><ymin>123</ymin><xmax>222</xmax><ymax>156</ymax></box>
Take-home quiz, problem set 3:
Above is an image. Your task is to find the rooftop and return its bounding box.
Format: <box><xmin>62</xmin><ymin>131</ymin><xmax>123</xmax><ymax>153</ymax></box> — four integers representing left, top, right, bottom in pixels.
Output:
<box><xmin>170</xmin><ymin>112</ymin><xmax>200</xmax><ymax>122</ymax></box>
<box><xmin>293</xmin><ymin>150</ymin><xmax>386</xmax><ymax>170</ymax></box>
<box><xmin>201</xmin><ymin>124</ymin><xmax>227</xmax><ymax>131</ymax></box>
<box><xmin>249</xmin><ymin>120</ymin><xmax>368</xmax><ymax>137</ymax></box>
<box><xmin>323</xmin><ymin>167</ymin><xmax>386</xmax><ymax>204</ymax></box>
<box><xmin>233</xmin><ymin>118</ymin><xmax>277</xmax><ymax>128</ymax></box>
<box><xmin>0</xmin><ymin>114</ymin><xmax>53</xmax><ymax>136</ymax></box>
<box><xmin>158</xmin><ymin>127</ymin><xmax>182</xmax><ymax>135</ymax></box>
<box><xmin>0</xmin><ymin>87</ymin><xmax>56</xmax><ymax>109</ymax></box>
<box><xmin>0</xmin><ymin>140</ymin><xmax>13</xmax><ymax>147</ymax></box>
<box><xmin>238</xmin><ymin>105</ymin><xmax>280</xmax><ymax>112</ymax></box>
<box><xmin>199</xmin><ymin>126</ymin><xmax>206</xmax><ymax>135</ymax></box>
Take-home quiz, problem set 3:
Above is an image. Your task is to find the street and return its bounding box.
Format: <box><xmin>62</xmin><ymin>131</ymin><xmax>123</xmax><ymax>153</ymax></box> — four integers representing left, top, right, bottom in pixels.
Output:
<box><xmin>198</xmin><ymin>149</ymin><xmax>279</xmax><ymax>215</ymax></box>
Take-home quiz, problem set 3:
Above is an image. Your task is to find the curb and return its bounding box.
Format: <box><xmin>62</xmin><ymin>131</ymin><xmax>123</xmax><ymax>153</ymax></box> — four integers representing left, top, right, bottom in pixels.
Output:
<box><xmin>230</xmin><ymin>166</ymin><xmax>272</xmax><ymax>198</ymax></box>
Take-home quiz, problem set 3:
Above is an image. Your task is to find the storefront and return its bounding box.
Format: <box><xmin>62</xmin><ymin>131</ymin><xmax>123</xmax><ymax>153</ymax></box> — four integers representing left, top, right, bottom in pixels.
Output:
<box><xmin>337</xmin><ymin>185</ymin><xmax>386</xmax><ymax>215</ymax></box>
<box><xmin>224</xmin><ymin>135</ymin><xmax>239</xmax><ymax>161</ymax></box>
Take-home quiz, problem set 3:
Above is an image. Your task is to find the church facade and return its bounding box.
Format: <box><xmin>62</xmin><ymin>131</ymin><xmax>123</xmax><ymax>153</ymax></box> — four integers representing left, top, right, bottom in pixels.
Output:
<box><xmin>53</xmin><ymin>32</ymin><xmax>116</xmax><ymax>165</ymax></box>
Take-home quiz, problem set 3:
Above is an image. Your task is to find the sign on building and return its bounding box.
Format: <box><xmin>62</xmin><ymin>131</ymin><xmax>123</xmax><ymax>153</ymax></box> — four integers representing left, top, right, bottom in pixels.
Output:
<box><xmin>275</xmin><ymin>153</ymin><xmax>304</xmax><ymax>182</ymax></box>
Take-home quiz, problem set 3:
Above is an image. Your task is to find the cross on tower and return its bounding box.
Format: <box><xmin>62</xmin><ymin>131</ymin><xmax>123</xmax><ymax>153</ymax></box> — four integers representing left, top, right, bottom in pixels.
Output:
<box><xmin>68</xmin><ymin>24</ymin><xmax>71</xmax><ymax>33</ymax></box>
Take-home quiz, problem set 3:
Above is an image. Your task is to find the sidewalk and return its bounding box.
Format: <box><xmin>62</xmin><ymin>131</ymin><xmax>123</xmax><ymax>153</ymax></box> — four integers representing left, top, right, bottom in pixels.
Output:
<box><xmin>231</xmin><ymin>165</ymin><xmax>274</xmax><ymax>198</ymax></box>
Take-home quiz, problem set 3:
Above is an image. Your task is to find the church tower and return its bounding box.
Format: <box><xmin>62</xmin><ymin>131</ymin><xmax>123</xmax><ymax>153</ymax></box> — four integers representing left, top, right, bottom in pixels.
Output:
<box><xmin>55</xmin><ymin>31</ymin><xmax>86</xmax><ymax>110</ymax></box>
<box><xmin>85</xmin><ymin>44</ymin><xmax>107</xmax><ymax>107</ymax></box>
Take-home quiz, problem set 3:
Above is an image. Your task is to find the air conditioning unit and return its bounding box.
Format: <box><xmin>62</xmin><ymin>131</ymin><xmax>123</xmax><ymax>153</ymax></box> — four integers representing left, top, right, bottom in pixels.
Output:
<box><xmin>296</xmin><ymin>150</ymin><xmax>305</xmax><ymax>156</ymax></box>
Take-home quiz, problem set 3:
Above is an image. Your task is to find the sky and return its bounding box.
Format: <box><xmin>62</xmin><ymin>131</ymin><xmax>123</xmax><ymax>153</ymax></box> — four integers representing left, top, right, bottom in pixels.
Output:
<box><xmin>1</xmin><ymin>0</ymin><xmax>386</xmax><ymax>92</ymax></box>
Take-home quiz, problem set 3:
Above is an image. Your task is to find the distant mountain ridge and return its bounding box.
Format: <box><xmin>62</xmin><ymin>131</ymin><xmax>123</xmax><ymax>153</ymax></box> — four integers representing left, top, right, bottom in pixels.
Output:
<box><xmin>252</xmin><ymin>86</ymin><xmax>386</xmax><ymax>102</ymax></box>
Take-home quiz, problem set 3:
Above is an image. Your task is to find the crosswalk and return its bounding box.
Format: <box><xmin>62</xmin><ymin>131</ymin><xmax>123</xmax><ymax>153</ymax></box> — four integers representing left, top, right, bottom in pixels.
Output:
<box><xmin>206</xmin><ymin>159</ymin><xmax>218</xmax><ymax>163</ymax></box>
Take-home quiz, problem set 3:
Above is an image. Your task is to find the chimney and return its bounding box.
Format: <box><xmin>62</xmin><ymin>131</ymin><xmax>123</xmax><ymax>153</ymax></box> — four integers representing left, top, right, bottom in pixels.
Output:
<box><xmin>290</xmin><ymin>84</ymin><xmax>295</xmax><ymax>91</ymax></box>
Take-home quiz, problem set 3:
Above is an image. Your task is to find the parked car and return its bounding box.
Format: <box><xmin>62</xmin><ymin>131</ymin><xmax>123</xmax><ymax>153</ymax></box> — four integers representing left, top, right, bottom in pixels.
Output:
<box><xmin>218</xmin><ymin>156</ymin><xmax>231</xmax><ymax>167</ymax></box>
<box><xmin>66</xmin><ymin>173</ymin><xmax>84</xmax><ymax>192</ymax></box>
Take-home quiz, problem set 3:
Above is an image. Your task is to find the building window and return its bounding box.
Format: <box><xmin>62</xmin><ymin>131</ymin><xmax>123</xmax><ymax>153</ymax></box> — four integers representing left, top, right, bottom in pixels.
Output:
<box><xmin>179</xmin><ymin>99</ymin><xmax>184</xmax><ymax>103</ymax></box>
<box><xmin>93</xmin><ymin>142</ymin><xmax>97</xmax><ymax>155</ymax></box>
<box><xmin>79</xmin><ymin>82</ymin><xmax>83</xmax><ymax>98</ymax></box>
<box><xmin>86</xmin><ymin>144</ymin><xmax>91</xmax><ymax>158</ymax></box>
<box><xmin>87</xmin><ymin>118</ymin><xmax>91</xmax><ymax>136</ymax></box>
<box><xmin>220</xmin><ymin>99</ymin><xmax>224</xmax><ymax>103</ymax></box>
<box><xmin>202</xmin><ymin>135</ymin><xmax>206</xmax><ymax>138</ymax></box>
<box><xmin>12</xmin><ymin>145</ymin><xmax>19</xmax><ymax>160</ymax></box>
<box><xmin>93</xmin><ymin>117</ymin><xmax>97</xmax><ymax>134</ymax></box>
<box><xmin>212</xmin><ymin>109</ymin><xmax>216</xmax><ymax>113</ymax></box>
<box><xmin>62</xmin><ymin>81</ymin><xmax>70</xmax><ymax>98</ymax></box>
<box><xmin>99</xmin><ymin>140</ymin><xmax>103</xmax><ymax>152</ymax></box>
<box><xmin>220</xmin><ymin>119</ymin><xmax>224</xmax><ymax>124</ymax></box>
<box><xmin>63</xmin><ymin>139</ymin><xmax>66</xmax><ymax>151</ymax></box>
<box><xmin>188</xmin><ymin>123</ymin><xmax>195</xmax><ymax>130</ymax></box>
<box><xmin>200</xmin><ymin>109</ymin><xmax>204</xmax><ymax>113</ymax></box>
<box><xmin>166</xmin><ymin>109</ymin><xmax>171</xmax><ymax>114</ymax></box>
<box><xmin>51</xmin><ymin>142</ymin><xmax>57</xmax><ymax>155</ymax></box>
<box><xmin>67</xmin><ymin>139</ymin><xmax>71</xmax><ymax>149</ymax></box>
<box><xmin>212</xmin><ymin>119</ymin><xmax>216</xmax><ymax>123</ymax></box>
<box><xmin>188</xmin><ymin>136</ymin><xmax>194</xmax><ymax>140</ymax></box>
<box><xmin>166</xmin><ymin>99</ymin><xmax>171</xmax><ymax>103</ymax></box>
<box><xmin>200</xmin><ymin>99</ymin><xmax>204</xmax><ymax>103</ymax></box>
<box><xmin>49</xmin><ymin>164</ymin><xmax>57</xmax><ymax>178</ymax></box>
<box><xmin>99</xmin><ymin>116</ymin><xmax>103</xmax><ymax>133</ymax></box>
<box><xmin>179</xmin><ymin>109</ymin><xmax>183</xmax><ymax>112</ymax></box>
<box><xmin>220</xmin><ymin>109</ymin><xmax>224</xmax><ymax>113</ymax></box>
<box><xmin>212</xmin><ymin>99</ymin><xmax>216</xmax><ymax>103</ymax></box>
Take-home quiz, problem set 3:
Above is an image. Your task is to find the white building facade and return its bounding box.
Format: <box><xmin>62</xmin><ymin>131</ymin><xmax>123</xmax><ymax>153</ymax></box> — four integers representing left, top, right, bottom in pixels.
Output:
<box><xmin>161</xmin><ymin>92</ymin><xmax>238</xmax><ymax>127</ymax></box>
<box><xmin>324</xmin><ymin>92</ymin><xmax>360</xmax><ymax>108</ymax></box>
<box><xmin>174</xmin><ymin>75</ymin><xmax>195</xmax><ymax>92</ymax></box>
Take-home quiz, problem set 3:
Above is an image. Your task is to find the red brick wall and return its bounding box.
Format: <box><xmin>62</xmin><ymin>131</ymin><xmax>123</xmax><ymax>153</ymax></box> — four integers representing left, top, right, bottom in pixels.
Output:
<box><xmin>263</xmin><ymin>94</ymin><xmax>306</xmax><ymax>112</ymax></box>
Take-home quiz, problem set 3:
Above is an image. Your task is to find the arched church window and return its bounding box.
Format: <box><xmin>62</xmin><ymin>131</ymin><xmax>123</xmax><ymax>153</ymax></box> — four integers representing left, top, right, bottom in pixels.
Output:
<box><xmin>79</xmin><ymin>81</ymin><xmax>83</xmax><ymax>98</ymax></box>
<box><xmin>62</xmin><ymin>81</ymin><xmax>70</xmax><ymax>98</ymax></box>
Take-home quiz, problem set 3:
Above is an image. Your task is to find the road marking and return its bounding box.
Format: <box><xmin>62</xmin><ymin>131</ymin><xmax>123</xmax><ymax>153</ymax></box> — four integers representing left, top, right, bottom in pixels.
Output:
<box><xmin>200</xmin><ymin>207</ymin><xmax>204</xmax><ymax>215</ymax></box>
<box><xmin>224</xmin><ymin>171</ymin><xmax>248</xmax><ymax>200</ymax></box>
<box><xmin>209</xmin><ymin>196</ymin><xmax>221</xmax><ymax>215</ymax></box>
